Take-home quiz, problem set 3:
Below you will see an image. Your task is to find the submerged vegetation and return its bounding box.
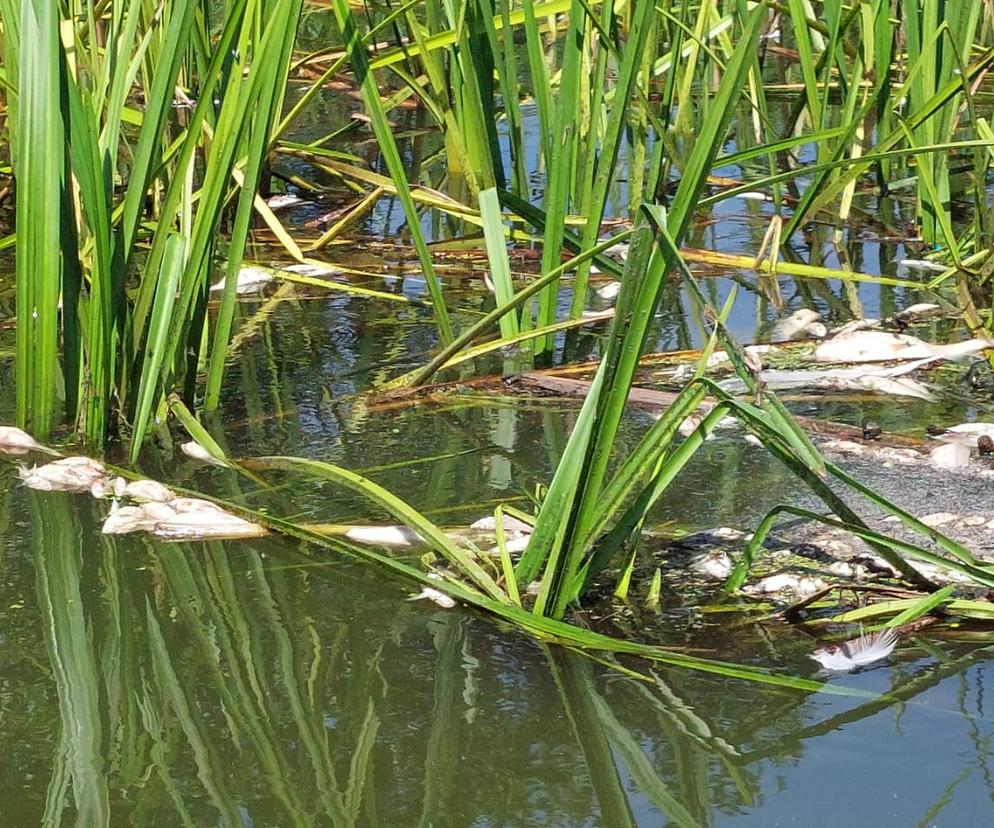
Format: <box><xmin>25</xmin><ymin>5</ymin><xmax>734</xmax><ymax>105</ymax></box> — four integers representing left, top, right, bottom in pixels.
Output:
<box><xmin>5</xmin><ymin>1</ymin><xmax>994</xmax><ymax>678</ymax></box>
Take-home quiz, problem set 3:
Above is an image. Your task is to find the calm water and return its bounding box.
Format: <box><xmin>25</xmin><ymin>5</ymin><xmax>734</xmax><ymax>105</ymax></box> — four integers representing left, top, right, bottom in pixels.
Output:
<box><xmin>2</xmin><ymin>281</ymin><xmax>994</xmax><ymax>826</ymax></box>
<box><xmin>4</xmin><ymin>17</ymin><xmax>994</xmax><ymax>825</ymax></box>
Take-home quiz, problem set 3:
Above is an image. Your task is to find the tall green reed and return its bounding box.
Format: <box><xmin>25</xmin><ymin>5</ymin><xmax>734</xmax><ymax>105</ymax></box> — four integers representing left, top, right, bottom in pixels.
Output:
<box><xmin>1</xmin><ymin>1</ymin><xmax>303</xmax><ymax>460</ymax></box>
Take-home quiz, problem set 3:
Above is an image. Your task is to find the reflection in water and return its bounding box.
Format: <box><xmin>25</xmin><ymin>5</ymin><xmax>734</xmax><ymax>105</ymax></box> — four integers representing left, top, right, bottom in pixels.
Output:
<box><xmin>3</xmin><ymin>480</ymin><xmax>994</xmax><ymax>825</ymax></box>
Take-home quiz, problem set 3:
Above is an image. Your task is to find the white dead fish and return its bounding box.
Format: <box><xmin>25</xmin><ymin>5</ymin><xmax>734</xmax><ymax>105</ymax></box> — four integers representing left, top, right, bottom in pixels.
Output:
<box><xmin>153</xmin><ymin>510</ymin><xmax>265</xmax><ymax>540</ymax></box>
<box><xmin>831</xmin><ymin>318</ymin><xmax>880</xmax><ymax>337</ymax></box>
<box><xmin>408</xmin><ymin>586</ymin><xmax>457</xmax><ymax>609</ymax></box>
<box><xmin>470</xmin><ymin>514</ymin><xmax>533</xmax><ymax>535</ymax></box>
<box><xmin>770</xmin><ymin>309</ymin><xmax>826</xmax><ymax>342</ymax></box>
<box><xmin>282</xmin><ymin>262</ymin><xmax>345</xmax><ymax>277</ymax></box>
<box><xmin>180</xmin><ymin>441</ymin><xmax>225</xmax><ymax>466</ymax></box>
<box><xmin>930</xmin><ymin>442</ymin><xmax>971</xmax><ymax>469</ymax></box>
<box><xmin>141</xmin><ymin>501</ymin><xmax>178</xmax><ymax>522</ymax></box>
<box><xmin>488</xmin><ymin>535</ymin><xmax>531</xmax><ymax>555</ymax></box>
<box><xmin>90</xmin><ymin>477</ymin><xmax>114</xmax><ymax>499</ymax></box>
<box><xmin>855</xmin><ymin>375</ymin><xmax>935</xmax><ymax>401</ymax></box>
<box><xmin>892</xmin><ymin>303</ymin><xmax>941</xmax><ymax>322</ymax></box>
<box><xmin>897</xmin><ymin>258</ymin><xmax>948</xmax><ymax>273</ymax></box>
<box><xmin>344</xmin><ymin>525</ymin><xmax>423</xmax><ymax>547</ymax></box>
<box><xmin>209</xmin><ymin>265</ymin><xmax>274</xmax><ymax>295</ymax></box>
<box><xmin>124</xmin><ymin>479</ymin><xmax>174</xmax><ymax>502</ymax></box>
<box><xmin>169</xmin><ymin>497</ymin><xmax>225</xmax><ymax>514</ymax></box>
<box><xmin>809</xmin><ymin>629</ymin><xmax>899</xmax><ymax>672</ymax></box>
<box><xmin>594</xmin><ymin>280</ymin><xmax>621</xmax><ymax>300</ymax></box>
<box><xmin>102</xmin><ymin>504</ymin><xmax>157</xmax><ymax>535</ymax></box>
<box><xmin>815</xmin><ymin>330</ymin><xmax>992</xmax><ymax>363</ymax></box>
<box><xmin>19</xmin><ymin>456</ymin><xmax>106</xmax><ymax>492</ymax></box>
<box><xmin>265</xmin><ymin>193</ymin><xmax>306</xmax><ymax>211</ymax></box>
<box><xmin>0</xmin><ymin>426</ymin><xmax>49</xmax><ymax>455</ymax></box>
<box><xmin>690</xmin><ymin>551</ymin><xmax>732</xmax><ymax>580</ymax></box>
<box><xmin>113</xmin><ymin>476</ymin><xmax>128</xmax><ymax>497</ymax></box>
<box><xmin>718</xmin><ymin>359</ymin><xmax>936</xmax><ymax>400</ymax></box>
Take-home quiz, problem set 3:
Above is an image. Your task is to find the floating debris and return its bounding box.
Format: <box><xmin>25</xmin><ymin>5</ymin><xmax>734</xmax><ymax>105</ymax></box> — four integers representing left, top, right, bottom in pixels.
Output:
<box><xmin>19</xmin><ymin>456</ymin><xmax>106</xmax><ymax>492</ymax></box>
<box><xmin>408</xmin><ymin>586</ymin><xmax>457</xmax><ymax>609</ymax></box>
<box><xmin>809</xmin><ymin>629</ymin><xmax>899</xmax><ymax>673</ymax></box>
<box><xmin>209</xmin><ymin>265</ymin><xmax>274</xmax><ymax>294</ymax></box>
<box><xmin>770</xmin><ymin>309</ymin><xmax>826</xmax><ymax>342</ymax></box>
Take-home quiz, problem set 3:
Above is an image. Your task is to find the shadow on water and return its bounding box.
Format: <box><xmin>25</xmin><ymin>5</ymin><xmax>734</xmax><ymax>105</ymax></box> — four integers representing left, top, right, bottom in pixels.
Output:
<box><xmin>4</xmin><ymin>472</ymin><xmax>994</xmax><ymax>825</ymax></box>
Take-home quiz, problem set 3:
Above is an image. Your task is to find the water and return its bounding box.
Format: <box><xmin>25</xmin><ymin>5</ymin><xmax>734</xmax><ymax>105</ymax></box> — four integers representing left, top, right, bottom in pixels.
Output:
<box><xmin>2</xmin><ymin>476</ymin><xmax>993</xmax><ymax>825</ymax></box>
<box><xmin>5</xmin><ymin>22</ymin><xmax>994</xmax><ymax>827</ymax></box>
<box><xmin>1</xmin><ymin>278</ymin><xmax>994</xmax><ymax>824</ymax></box>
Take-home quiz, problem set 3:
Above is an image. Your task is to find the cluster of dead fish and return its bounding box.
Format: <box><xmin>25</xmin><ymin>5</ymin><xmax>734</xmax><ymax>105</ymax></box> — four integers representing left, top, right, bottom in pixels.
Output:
<box><xmin>719</xmin><ymin>305</ymin><xmax>994</xmax><ymax>402</ymax></box>
<box><xmin>0</xmin><ymin>426</ymin><xmax>262</xmax><ymax>541</ymax></box>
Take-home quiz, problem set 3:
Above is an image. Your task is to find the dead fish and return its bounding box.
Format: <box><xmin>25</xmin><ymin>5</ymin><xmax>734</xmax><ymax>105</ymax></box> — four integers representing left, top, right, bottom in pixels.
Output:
<box><xmin>0</xmin><ymin>426</ymin><xmax>49</xmax><ymax>455</ymax></box>
<box><xmin>19</xmin><ymin>456</ymin><xmax>106</xmax><ymax>492</ymax></box>
<box><xmin>809</xmin><ymin>629</ymin><xmax>899</xmax><ymax>672</ymax></box>
<box><xmin>124</xmin><ymin>479</ymin><xmax>174</xmax><ymax>502</ymax></box>
<box><xmin>169</xmin><ymin>497</ymin><xmax>225</xmax><ymax>514</ymax></box>
<box><xmin>892</xmin><ymin>302</ymin><xmax>941</xmax><ymax>322</ymax></box>
<box><xmin>102</xmin><ymin>504</ymin><xmax>157</xmax><ymax>535</ymax></box>
<box><xmin>265</xmin><ymin>193</ymin><xmax>306</xmax><ymax>211</ymax></box>
<box><xmin>180</xmin><ymin>441</ymin><xmax>225</xmax><ymax>465</ymax></box>
<box><xmin>344</xmin><ymin>525</ymin><xmax>423</xmax><ymax>547</ymax></box>
<box><xmin>930</xmin><ymin>442</ymin><xmax>971</xmax><ymax>469</ymax></box>
<box><xmin>594</xmin><ymin>280</ymin><xmax>621</xmax><ymax>300</ymax></box>
<box><xmin>408</xmin><ymin>586</ymin><xmax>457</xmax><ymax>609</ymax></box>
<box><xmin>770</xmin><ymin>309</ymin><xmax>826</xmax><ymax>342</ymax></box>
<box><xmin>932</xmin><ymin>422</ymin><xmax>994</xmax><ymax>447</ymax></box>
<box><xmin>897</xmin><ymin>258</ymin><xmax>948</xmax><ymax>273</ymax></box>
<box><xmin>282</xmin><ymin>262</ymin><xmax>345</xmax><ymax>277</ymax></box>
<box><xmin>815</xmin><ymin>330</ymin><xmax>992</xmax><ymax>363</ymax></box>
<box><xmin>153</xmin><ymin>511</ymin><xmax>265</xmax><ymax>540</ymax></box>
<box><xmin>209</xmin><ymin>265</ymin><xmax>274</xmax><ymax>294</ymax></box>
<box><xmin>470</xmin><ymin>514</ymin><xmax>533</xmax><ymax>535</ymax></box>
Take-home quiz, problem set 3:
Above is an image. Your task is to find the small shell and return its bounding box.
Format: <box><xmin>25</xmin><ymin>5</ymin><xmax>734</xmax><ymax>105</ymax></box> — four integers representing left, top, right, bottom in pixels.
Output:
<box><xmin>124</xmin><ymin>479</ymin><xmax>174</xmax><ymax>502</ymax></box>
